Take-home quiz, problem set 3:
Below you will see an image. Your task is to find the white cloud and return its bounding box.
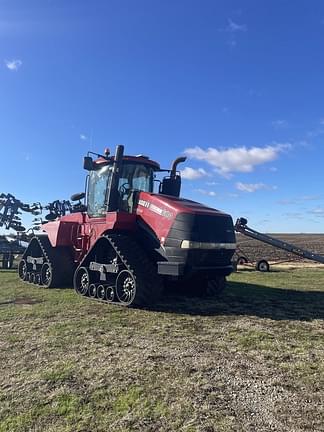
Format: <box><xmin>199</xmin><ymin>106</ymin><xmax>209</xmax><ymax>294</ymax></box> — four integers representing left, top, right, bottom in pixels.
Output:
<box><xmin>5</xmin><ymin>59</ymin><xmax>22</xmax><ymax>71</ymax></box>
<box><xmin>300</xmin><ymin>195</ymin><xmax>321</xmax><ymax>201</ymax></box>
<box><xmin>309</xmin><ymin>208</ymin><xmax>324</xmax><ymax>217</ymax></box>
<box><xmin>184</xmin><ymin>143</ymin><xmax>291</xmax><ymax>177</ymax></box>
<box><xmin>236</xmin><ymin>182</ymin><xmax>276</xmax><ymax>193</ymax></box>
<box><xmin>181</xmin><ymin>167</ymin><xmax>208</xmax><ymax>180</ymax></box>
<box><xmin>194</xmin><ymin>188</ymin><xmax>217</xmax><ymax>197</ymax></box>
<box><xmin>272</xmin><ymin>120</ymin><xmax>288</xmax><ymax>128</ymax></box>
<box><xmin>220</xmin><ymin>18</ymin><xmax>247</xmax><ymax>48</ymax></box>
<box><xmin>283</xmin><ymin>212</ymin><xmax>304</xmax><ymax>220</ymax></box>
<box><xmin>278</xmin><ymin>195</ymin><xmax>321</xmax><ymax>205</ymax></box>
<box><xmin>80</xmin><ymin>134</ymin><xmax>87</xmax><ymax>141</ymax></box>
<box><xmin>226</xmin><ymin>18</ymin><xmax>247</xmax><ymax>33</ymax></box>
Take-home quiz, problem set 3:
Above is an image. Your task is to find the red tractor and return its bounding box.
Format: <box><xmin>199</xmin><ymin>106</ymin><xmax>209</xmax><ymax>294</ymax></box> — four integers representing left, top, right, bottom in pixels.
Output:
<box><xmin>18</xmin><ymin>145</ymin><xmax>236</xmax><ymax>306</ymax></box>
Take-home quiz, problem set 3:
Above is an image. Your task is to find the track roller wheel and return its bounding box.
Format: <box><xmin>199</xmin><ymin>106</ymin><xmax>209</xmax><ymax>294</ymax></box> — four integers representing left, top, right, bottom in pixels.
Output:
<box><xmin>74</xmin><ymin>267</ymin><xmax>90</xmax><ymax>296</ymax></box>
<box><xmin>41</xmin><ymin>262</ymin><xmax>58</xmax><ymax>288</ymax></box>
<box><xmin>115</xmin><ymin>270</ymin><xmax>137</xmax><ymax>306</ymax></box>
<box><xmin>105</xmin><ymin>286</ymin><xmax>115</xmax><ymax>302</ymax></box>
<box><xmin>256</xmin><ymin>260</ymin><xmax>270</xmax><ymax>272</ymax></box>
<box><xmin>26</xmin><ymin>272</ymin><xmax>31</xmax><ymax>283</ymax></box>
<box><xmin>18</xmin><ymin>259</ymin><xmax>28</xmax><ymax>281</ymax></box>
<box><xmin>97</xmin><ymin>284</ymin><xmax>106</xmax><ymax>300</ymax></box>
<box><xmin>35</xmin><ymin>273</ymin><xmax>42</xmax><ymax>285</ymax></box>
<box><xmin>30</xmin><ymin>273</ymin><xmax>36</xmax><ymax>284</ymax></box>
<box><xmin>89</xmin><ymin>283</ymin><xmax>97</xmax><ymax>298</ymax></box>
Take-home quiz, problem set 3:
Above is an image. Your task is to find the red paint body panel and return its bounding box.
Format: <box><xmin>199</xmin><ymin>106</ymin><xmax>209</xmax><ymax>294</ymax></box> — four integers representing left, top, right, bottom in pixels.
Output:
<box><xmin>43</xmin><ymin>211</ymin><xmax>137</xmax><ymax>261</ymax></box>
<box><xmin>44</xmin><ymin>221</ymin><xmax>80</xmax><ymax>247</ymax></box>
<box><xmin>135</xmin><ymin>192</ymin><xmax>229</xmax><ymax>242</ymax></box>
<box><xmin>42</xmin><ymin>191</ymin><xmax>230</xmax><ymax>262</ymax></box>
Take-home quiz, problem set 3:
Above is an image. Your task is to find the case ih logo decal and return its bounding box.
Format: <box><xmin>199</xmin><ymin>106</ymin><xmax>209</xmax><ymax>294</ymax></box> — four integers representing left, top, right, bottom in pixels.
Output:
<box><xmin>138</xmin><ymin>199</ymin><xmax>173</xmax><ymax>219</ymax></box>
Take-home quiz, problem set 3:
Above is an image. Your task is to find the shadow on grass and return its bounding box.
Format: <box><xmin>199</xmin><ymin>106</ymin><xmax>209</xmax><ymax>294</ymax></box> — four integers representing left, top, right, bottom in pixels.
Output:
<box><xmin>155</xmin><ymin>281</ymin><xmax>324</xmax><ymax>321</ymax></box>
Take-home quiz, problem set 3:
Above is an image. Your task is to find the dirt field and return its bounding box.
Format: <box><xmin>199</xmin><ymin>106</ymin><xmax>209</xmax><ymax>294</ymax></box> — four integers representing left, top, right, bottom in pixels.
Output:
<box><xmin>236</xmin><ymin>233</ymin><xmax>324</xmax><ymax>264</ymax></box>
<box><xmin>0</xmin><ymin>268</ymin><xmax>323</xmax><ymax>432</ymax></box>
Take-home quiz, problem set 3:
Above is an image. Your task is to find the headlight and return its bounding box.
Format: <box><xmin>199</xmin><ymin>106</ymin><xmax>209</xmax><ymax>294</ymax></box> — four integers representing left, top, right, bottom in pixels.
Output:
<box><xmin>180</xmin><ymin>240</ymin><xmax>236</xmax><ymax>249</ymax></box>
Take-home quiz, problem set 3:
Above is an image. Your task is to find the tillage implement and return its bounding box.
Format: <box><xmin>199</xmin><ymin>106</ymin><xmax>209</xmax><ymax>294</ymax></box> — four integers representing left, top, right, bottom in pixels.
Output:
<box><xmin>18</xmin><ymin>145</ymin><xmax>236</xmax><ymax>306</ymax></box>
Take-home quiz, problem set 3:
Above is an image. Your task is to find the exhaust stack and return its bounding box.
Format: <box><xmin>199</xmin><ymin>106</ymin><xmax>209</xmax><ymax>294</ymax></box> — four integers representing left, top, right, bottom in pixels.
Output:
<box><xmin>106</xmin><ymin>145</ymin><xmax>124</xmax><ymax>212</ymax></box>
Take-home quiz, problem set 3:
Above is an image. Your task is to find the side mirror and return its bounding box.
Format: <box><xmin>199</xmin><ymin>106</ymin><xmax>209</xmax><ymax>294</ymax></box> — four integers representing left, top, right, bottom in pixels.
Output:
<box><xmin>71</xmin><ymin>192</ymin><xmax>85</xmax><ymax>202</ymax></box>
<box><xmin>83</xmin><ymin>156</ymin><xmax>94</xmax><ymax>171</ymax></box>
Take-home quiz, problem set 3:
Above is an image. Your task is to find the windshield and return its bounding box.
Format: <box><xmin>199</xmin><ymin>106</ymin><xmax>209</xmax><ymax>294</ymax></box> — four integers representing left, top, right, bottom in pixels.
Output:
<box><xmin>87</xmin><ymin>162</ymin><xmax>153</xmax><ymax>217</ymax></box>
<box><xmin>87</xmin><ymin>165</ymin><xmax>112</xmax><ymax>217</ymax></box>
<box><xmin>118</xmin><ymin>163</ymin><xmax>154</xmax><ymax>193</ymax></box>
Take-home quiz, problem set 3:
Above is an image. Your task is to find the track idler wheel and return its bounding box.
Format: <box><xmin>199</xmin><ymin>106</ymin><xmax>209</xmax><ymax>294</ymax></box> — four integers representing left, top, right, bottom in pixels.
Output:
<box><xmin>18</xmin><ymin>259</ymin><xmax>28</xmax><ymax>281</ymax></box>
<box><xmin>74</xmin><ymin>267</ymin><xmax>90</xmax><ymax>296</ymax></box>
<box><xmin>115</xmin><ymin>270</ymin><xmax>136</xmax><ymax>306</ymax></box>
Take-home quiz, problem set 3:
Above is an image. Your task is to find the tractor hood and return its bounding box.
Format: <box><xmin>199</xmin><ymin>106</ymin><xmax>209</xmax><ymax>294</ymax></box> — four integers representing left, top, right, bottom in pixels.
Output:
<box><xmin>135</xmin><ymin>192</ymin><xmax>235</xmax><ymax>245</ymax></box>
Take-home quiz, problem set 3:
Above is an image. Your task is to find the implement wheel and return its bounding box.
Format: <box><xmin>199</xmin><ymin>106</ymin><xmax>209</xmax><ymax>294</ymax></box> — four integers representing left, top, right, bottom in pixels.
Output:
<box><xmin>237</xmin><ymin>256</ymin><xmax>248</xmax><ymax>265</ymax></box>
<box><xmin>256</xmin><ymin>259</ymin><xmax>270</xmax><ymax>272</ymax></box>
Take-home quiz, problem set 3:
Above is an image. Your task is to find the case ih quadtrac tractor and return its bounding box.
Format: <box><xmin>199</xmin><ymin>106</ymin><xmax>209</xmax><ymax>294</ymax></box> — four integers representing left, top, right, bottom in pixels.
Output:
<box><xmin>18</xmin><ymin>145</ymin><xmax>236</xmax><ymax>306</ymax></box>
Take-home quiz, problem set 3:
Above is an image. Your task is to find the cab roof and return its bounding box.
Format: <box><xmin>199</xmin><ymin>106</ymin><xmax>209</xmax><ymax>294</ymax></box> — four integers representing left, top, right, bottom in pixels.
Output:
<box><xmin>94</xmin><ymin>155</ymin><xmax>160</xmax><ymax>170</ymax></box>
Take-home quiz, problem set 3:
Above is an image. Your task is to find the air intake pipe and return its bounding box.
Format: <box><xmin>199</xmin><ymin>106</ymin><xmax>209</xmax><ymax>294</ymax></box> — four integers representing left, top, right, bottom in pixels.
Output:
<box><xmin>106</xmin><ymin>145</ymin><xmax>124</xmax><ymax>212</ymax></box>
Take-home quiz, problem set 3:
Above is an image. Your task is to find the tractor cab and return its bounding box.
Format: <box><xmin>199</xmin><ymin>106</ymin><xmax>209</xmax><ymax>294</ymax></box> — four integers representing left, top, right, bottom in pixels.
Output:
<box><xmin>82</xmin><ymin>146</ymin><xmax>157</xmax><ymax>216</ymax></box>
<box><xmin>81</xmin><ymin>145</ymin><xmax>186</xmax><ymax>217</ymax></box>
<box><xmin>86</xmin><ymin>159</ymin><xmax>157</xmax><ymax>216</ymax></box>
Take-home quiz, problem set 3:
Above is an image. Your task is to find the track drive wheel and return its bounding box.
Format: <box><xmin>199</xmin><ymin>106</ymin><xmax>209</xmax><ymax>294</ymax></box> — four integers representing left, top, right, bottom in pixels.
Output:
<box><xmin>256</xmin><ymin>260</ymin><xmax>270</xmax><ymax>272</ymax></box>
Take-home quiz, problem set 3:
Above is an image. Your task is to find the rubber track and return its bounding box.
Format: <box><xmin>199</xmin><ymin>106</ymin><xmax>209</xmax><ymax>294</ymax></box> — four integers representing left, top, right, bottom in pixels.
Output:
<box><xmin>76</xmin><ymin>233</ymin><xmax>163</xmax><ymax>306</ymax></box>
<box><xmin>21</xmin><ymin>236</ymin><xmax>74</xmax><ymax>287</ymax></box>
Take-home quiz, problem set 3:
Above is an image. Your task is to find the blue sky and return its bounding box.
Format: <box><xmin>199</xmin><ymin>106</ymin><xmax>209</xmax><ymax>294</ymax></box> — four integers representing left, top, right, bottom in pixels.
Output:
<box><xmin>1</xmin><ymin>0</ymin><xmax>324</xmax><ymax>233</ymax></box>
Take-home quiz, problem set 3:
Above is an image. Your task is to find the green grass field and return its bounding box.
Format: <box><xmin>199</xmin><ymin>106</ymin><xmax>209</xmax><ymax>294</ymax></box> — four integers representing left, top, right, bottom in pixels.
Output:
<box><xmin>0</xmin><ymin>268</ymin><xmax>323</xmax><ymax>432</ymax></box>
